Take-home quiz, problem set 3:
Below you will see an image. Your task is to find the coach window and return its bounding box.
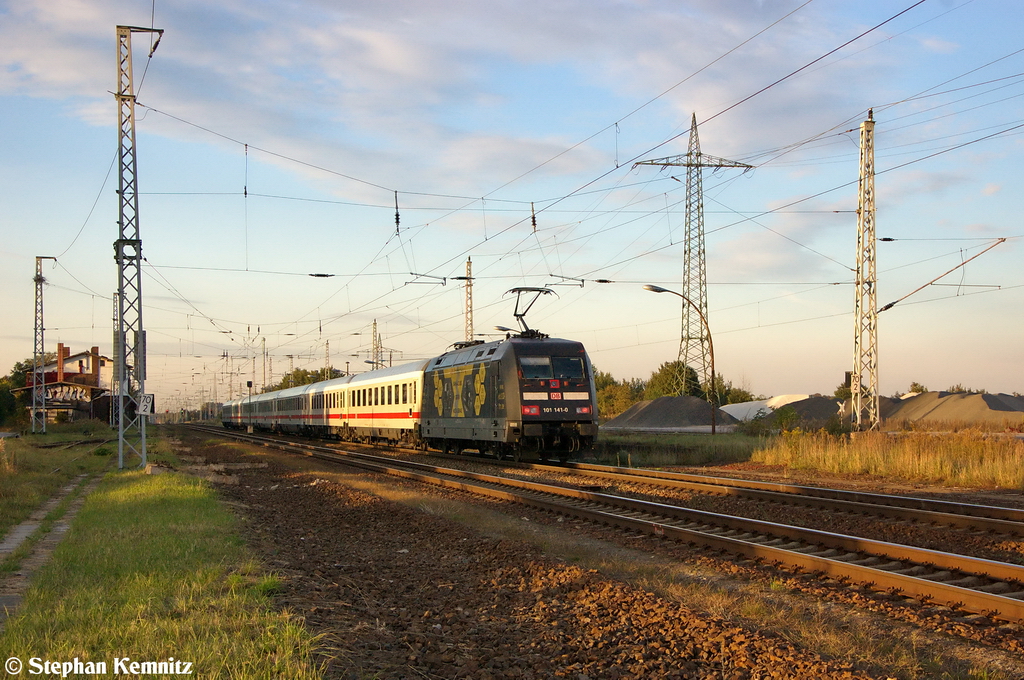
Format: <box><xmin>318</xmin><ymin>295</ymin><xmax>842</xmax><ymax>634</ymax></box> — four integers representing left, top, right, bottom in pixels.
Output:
<box><xmin>402</xmin><ymin>383</ymin><xmax>408</xmax><ymax>404</ymax></box>
<box><xmin>387</xmin><ymin>385</ymin><xmax>392</xmax><ymax>405</ymax></box>
<box><xmin>412</xmin><ymin>382</ymin><xmax>417</xmax><ymax>404</ymax></box>
<box><xmin>373</xmin><ymin>387</ymin><xmax>378</xmax><ymax>406</ymax></box>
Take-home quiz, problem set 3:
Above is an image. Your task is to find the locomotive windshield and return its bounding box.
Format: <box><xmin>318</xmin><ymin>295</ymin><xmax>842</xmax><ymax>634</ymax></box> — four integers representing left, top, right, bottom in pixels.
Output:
<box><xmin>519</xmin><ymin>356</ymin><xmax>586</xmax><ymax>380</ymax></box>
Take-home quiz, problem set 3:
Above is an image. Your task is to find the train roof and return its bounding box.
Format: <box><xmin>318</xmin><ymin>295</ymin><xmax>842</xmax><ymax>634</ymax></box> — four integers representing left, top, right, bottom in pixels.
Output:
<box><xmin>221</xmin><ymin>359</ymin><xmax>431</xmax><ymax>406</ymax></box>
<box><xmin>343</xmin><ymin>359</ymin><xmax>430</xmax><ymax>385</ymax></box>
<box><xmin>221</xmin><ymin>337</ymin><xmax>588</xmax><ymax>407</ymax></box>
<box><xmin>425</xmin><ymin>335</ymin><xmax>586</xmax><ymax>371</ymax></box>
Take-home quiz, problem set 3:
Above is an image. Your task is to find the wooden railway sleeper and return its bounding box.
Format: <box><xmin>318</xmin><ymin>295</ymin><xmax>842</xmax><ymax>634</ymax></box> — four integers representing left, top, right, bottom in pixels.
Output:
<box><xmin>889</xmin><ymin>565</ymin><xmax>928</xmax><ymax>576</ymax></box>
<box><xmin>699</xmin><ymin>527</ymin><xmax>731</xmax><ymax>536</ymax></box>
<box><xmin>844</xmin><ymin>555</ymin><xmax>883</xmax><ymax>567</ymax></box>
<box><xmin>976</xmin><ymin>582</ymin><xmax>1013</xmax><ymax>594</ymax></box>
<box><xmin>792</xmin><ymin>546</ymin><xmax>838</xmax><ymax>557</ymax></box>
<box><xmin>775</xmin><ymin>541</ymin><xmax>808</xmax><ymax>551</ymax></box>
<box><xmin>743</xmin><ymin>536</ymin><xmax>775</xmax><ymax>545</ymax></box>
<box><xmin>917</xmin><ymin>570</ymin><xmax>954</xmax><ymax>582</ymax></box>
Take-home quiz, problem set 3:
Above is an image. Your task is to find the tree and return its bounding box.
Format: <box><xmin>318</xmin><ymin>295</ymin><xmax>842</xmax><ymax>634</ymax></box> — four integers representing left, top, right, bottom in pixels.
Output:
<box><xmin>643</xmin><ymin>361</ymin><xmax>701</xmax><ymax>400</ymax></box>
<box><xmin>947</xmin><ymin>384</ymin><xmax>986</xmax><ymax>394</ymax></box>
<box><xmin>593</xmin><ymin>368</ymin><xmax>617</xmax><ymax>393</ymax></box>
<box><xmin>834</xmin><ymin>382</ymin><xmax>852</xmax><ymax>401</ymax></box>
<box><xmin>1</xmin><ymin>355</ymin><xmax>55</xmax><ymax>427</ymax></box>
<box><xmin>263</xmin><ymin>366</ymin><xmax>343</xmax><ymax>392</ymax></box>
<box><xmin>721</xmin><ymin>381</ymin><xmax>759</xmax><ymax>405</ymax></box>
<box><xmin>908</xmin><ymin>381</ymin><xmax>928</xmax><ymax>394</ymax></box>
<box><xmin>592</xmin><ymin>366</ymin><xmax>645</xmax><ymax>420</ymax></box>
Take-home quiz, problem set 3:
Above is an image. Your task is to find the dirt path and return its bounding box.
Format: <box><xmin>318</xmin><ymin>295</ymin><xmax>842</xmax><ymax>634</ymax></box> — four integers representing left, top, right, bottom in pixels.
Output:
<box><xmin>0</xmin><ymin>475</ymin><xmax>104</xmax><ymax>632</ymax></box>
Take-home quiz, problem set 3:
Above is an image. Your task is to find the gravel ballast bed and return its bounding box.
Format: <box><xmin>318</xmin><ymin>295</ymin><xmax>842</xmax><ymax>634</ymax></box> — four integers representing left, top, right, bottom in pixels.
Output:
<box><xmin>208</xmin><ymin>461</ymin><xmax>869</xmax><ymax>678</ymax></box>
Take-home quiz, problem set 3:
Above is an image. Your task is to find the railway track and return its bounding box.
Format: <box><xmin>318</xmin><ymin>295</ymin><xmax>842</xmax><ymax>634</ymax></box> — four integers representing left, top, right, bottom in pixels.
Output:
<box><xmin>190</xmin><ymin>425</ymin><xmax>1024</xmax><ymax>623</ymax></box>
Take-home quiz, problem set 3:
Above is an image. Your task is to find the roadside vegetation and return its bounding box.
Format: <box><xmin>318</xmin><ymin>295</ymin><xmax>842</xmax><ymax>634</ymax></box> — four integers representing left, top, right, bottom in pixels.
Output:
<box><xmin>600</xmin><ymin>420</ymin><xmax>1024</xmax><ymax>490</ymax></box>
<box><xmin>590</xmin><ymin>431</ymin><xmax>764</xmax><ymax>467</ymax></box>
<box><xmin>0</xmin><ymin>421</ymin><xmax>113</xmax><ymax>539</ymax></box>
<box><xmin>0</xmin><ymin>433</ymin><xmax>322</xmax><ymax>678</ymax></box>
<box><xmin>595</xmin><ymin>361</ymin><xmax>760</xmax><ymax>422</ymax></box>
<box><xmin>752</xmin><ymin>429</ymin><xmax>1024</xmax><ymax>489</ymax></box>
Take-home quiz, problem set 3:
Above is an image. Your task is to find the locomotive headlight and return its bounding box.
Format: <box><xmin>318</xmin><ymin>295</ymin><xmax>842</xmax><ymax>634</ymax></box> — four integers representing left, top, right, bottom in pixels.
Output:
<box><xmin>521</xmin><ymin>405</ymin><xmax>540</xmax><ymax>416</ymax></box>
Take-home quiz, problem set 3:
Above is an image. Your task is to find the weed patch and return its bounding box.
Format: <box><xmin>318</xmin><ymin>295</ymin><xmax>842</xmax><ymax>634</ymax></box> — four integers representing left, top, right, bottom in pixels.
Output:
<box><xmin>753</xmin><ymin>430</ymin><xmax>1024</xmax><ymax>489</ymax></box>
<box><xmin>590</xmin><ymin>432</ymin><xmax>763</xmax><ymax>467</ymax></box>
<box><xmin>0</xmin><ymin>471</ymin><xmax>321</xmax><ymax>677</ymax></box>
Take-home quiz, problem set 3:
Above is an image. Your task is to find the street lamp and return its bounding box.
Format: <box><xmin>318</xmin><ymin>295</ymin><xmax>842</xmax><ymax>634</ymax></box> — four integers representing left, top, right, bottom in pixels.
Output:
<box><xmin>642</xmin><ymin>284</ymin><xmax>717</xmax><ymax>435</ymax></box>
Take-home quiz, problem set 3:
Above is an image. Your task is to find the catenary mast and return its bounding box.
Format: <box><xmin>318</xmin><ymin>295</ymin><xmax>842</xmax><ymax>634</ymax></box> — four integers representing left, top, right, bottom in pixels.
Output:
<box><xmin>114</xmin><ymin>25</ymin><xmax>162</xmax><ymax>468</ymax></box>
<box><xmin>852</xmin><ymin>110</ymin><xmax>880</xmax><ymax>430</ymax></box>
<box><xmin>32</xmin><ymin>256</ymin><xmax>55</xmax><ymax>433</ymax></box>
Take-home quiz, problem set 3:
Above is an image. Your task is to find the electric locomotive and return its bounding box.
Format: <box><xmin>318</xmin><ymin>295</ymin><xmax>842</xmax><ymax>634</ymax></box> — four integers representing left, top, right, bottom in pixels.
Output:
<box><xmin>420</xmin><ymin>334</ymin><xmax>597</xmax><ymax>460</ymax></box>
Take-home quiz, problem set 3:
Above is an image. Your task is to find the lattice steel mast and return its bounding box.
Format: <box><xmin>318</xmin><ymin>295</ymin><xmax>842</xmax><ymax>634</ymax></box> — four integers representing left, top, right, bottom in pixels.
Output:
<box><xmin>114</xmin><ymin>25</ymin><xmax>162</xmax><ymax>468</ymax></box>
<box><xmin>371</xmin><ymin>320</ymin><xmax>382</xmax><ymax>368</ymax></box>
<box><xmin>32</xmin><ymin>256</ymin><xmax>55</xmax><ymax>433</ymax></box>
<box><xmin>634</xmin><ymin>114</ymin><xmax>751</xmax><ymax>396</ymax></box>
<box><xmin>464</xmin><ymin>257</ymin><xmax>474</xmax><ymax>342</ymax></box>
<box><xmin>852</xmin><ymin>110</ymin><xmax>880</xmax><ymax>430</ymax></box>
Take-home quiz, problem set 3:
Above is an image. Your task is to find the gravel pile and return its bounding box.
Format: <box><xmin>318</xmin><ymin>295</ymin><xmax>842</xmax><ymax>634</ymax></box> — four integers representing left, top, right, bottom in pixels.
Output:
<box><xmin>885</xmin><ymin>392</ymin><xmax>1024</xmax><ymax>425</ymax></box>
<box><xmin>193</xmin><ymin>440</ymin><xmax>870</xmax><ymax>678</ymax></box>
<box><xmin>603</xmin><ymin>396</ymin><xmax>739</xmax><ymax>431</ymax></box>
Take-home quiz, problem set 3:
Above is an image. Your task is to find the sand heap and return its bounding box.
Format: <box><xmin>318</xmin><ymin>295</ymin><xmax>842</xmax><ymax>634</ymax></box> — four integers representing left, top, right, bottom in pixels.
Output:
<box><xmin>602</xmin><ymin>395</ymin><xmax>739</xmax><ymax>431</ymax></box>
<box><xmin>884</xmin><ymin>392</ymin><xmax>1024</xmax><ymax>426</ymax></box>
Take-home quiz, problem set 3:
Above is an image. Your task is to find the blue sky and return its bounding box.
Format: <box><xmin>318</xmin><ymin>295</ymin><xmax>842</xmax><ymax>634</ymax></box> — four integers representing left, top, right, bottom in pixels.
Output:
<box><xmin>1</xmin><ymin>0</ymin><xmax>1021</xmax><ymax>412</ymax></box>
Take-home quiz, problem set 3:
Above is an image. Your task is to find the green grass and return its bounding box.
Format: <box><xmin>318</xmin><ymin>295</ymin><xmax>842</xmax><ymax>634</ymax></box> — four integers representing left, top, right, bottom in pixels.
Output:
<box><xmin>590</xmin><ymin>432</ymin><xmax>764</xmax><ymax>467</ymax></box>
<box><xmin>0</xmin><ymin>469</ymin><xmax>322</xmax><ymax>678</ymax></box>
<box><xmin>752</xmin><ymin>429</ymin><xmax>1024</xmax><ymax>489</ymax></box>
<box><xmin>0</xmin><ymin>426</ymin><xmax>114</xmax><ymax>540</ymax></box>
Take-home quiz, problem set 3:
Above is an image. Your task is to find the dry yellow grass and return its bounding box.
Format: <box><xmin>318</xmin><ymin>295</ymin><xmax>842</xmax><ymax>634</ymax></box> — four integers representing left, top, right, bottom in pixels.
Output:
<box><xmin>753</xmin><ymin>429</ymin><xmax>1024</xmax><ymax>489</ymax></box>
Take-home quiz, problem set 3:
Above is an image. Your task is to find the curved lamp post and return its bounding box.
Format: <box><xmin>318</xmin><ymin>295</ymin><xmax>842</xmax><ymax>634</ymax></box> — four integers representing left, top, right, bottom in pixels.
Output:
<box><xmin>642</xmin><ymin>284</ymin><xmax>717</xmax><ymax>435</ymax></box>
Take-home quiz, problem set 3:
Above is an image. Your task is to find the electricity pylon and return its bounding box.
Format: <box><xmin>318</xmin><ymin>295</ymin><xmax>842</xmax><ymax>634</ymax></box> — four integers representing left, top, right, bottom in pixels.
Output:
<box><xmin>114</xmin><ymin>25</ymin><xmax>162</xmax><ymax>468</ymax></box>
<box><xmin>852</xmin><ymin>110</ymin><xmax>880</xmax><ymax>430</ymax></box>
<box><xmin>634</xmin><ymin>114</ymin><xmax>751</xmax><ymax>397</ymax></box>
